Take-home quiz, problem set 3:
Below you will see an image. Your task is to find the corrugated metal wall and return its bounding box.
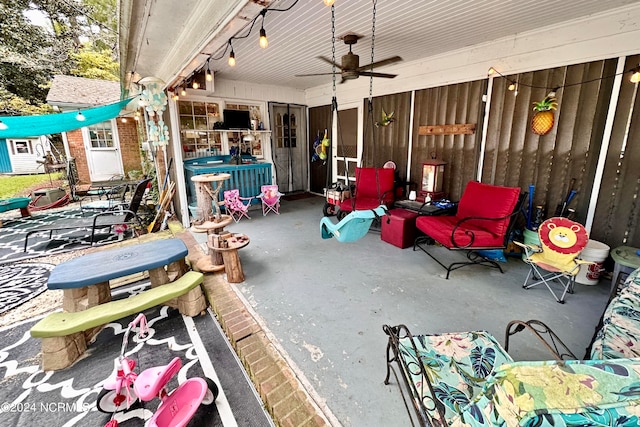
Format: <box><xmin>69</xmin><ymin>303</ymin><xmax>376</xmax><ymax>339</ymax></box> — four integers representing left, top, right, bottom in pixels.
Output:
<box><xmin>591</xmin><ymin>55</ymin><xmax>640</xmax><ymax>248</ymax></box>
<box><xmin>361</xmin><ymin>92</ymin><xmax>412</xmax><ymax>185</ymax></box>
<box><xmin>411</xmin><ymin>81</ymin><xmax>486</xmax><ymax>200</ymax></box>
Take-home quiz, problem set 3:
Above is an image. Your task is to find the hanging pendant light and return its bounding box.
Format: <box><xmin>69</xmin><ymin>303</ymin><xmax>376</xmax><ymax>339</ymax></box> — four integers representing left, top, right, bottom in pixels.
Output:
<box><xmin>259</xmin><ymin>28</ymin><xmax>268</xmax><ymax>49</ymax></box>
<box><xmin>206</xmin><ymin>60</ymin><xmax>213</xmax><ymax>82</ymax></box>
<box><xmin>228</xmin><ymin>49</ymin><xmax>236</xmax><ymax>67</ymax></box>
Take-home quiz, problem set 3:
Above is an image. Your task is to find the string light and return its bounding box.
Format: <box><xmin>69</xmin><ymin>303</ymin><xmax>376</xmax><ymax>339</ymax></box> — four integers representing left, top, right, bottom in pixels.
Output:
<box><xmin>206</xmin><ymin>60</ymin><xmax>213</xmax><ymax>82</ymax></box>
<box><xmin>507</xmin><ymin>81</ymin><xmax>516</xmax><ymax>91</ymax></box>
<box><xmin>488</xmin><ymin>67</ymin><xmax>497</xmax><ymax>75</ymax></box>
<box><xmin>259</xmin><ymin>10</ymin><xmax>268</xmax><ymax>48</ymax></box>
<box><xmin>631</xmin><ymin>66</ymin><xmax>640</xmax><ymax>83</ymax></box>
<box><xmin>0</xmin><ymin>120</ymin><xmax>7</xmax><ymax>130</ymax></box>
<box><xmin>323</xmin><ymin>0</ymin><xmax>335</xmax><ymax>5</ymax></box>
<box><xmin>121</xmin><ymin>117</ymin><xmax>128</xmax><ymax>123</ymax></box>
<box><xmin>192</xmin><ymin>80</ymin><xmax>200</xmax><ymax>89</ymax></box>
<box><xmin>76</xmin><ymin>111</ymin><xmax>86</xmax><ymax>121</ymax></box>
<box><xmin>180</xmin><ymin>85</ymin><xmax>187</xmax><ymax>97</ymax></box>
<box><xmin>228</xmin><ymin>49</ymin><xmax>236</xmax><ymax>67</ymax></box>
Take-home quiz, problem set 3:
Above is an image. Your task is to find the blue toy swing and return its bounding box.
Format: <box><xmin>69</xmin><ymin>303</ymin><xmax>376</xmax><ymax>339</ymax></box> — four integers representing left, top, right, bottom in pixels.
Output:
<box><xmin>318</xmin><ymin>3</ymin><xmax>390</xmax><ymax>243</ymax></box>
<box><xmin>320</xmin><ymin>205</ymin><xmax>387</xmax><ymax>242</ymax></box>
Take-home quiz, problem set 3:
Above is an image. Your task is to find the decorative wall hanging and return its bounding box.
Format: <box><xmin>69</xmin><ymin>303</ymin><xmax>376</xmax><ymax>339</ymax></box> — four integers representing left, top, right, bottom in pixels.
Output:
<box><xmin>419</xmin><ymin>124</ymin><xmax>476</xmax><ymax>135</ymax></box>
<box><xmin>139</xmin><ymin>76</ymin><xmax>169</xmax><ymax>147</ymax></box>
<box><xmin>531</xmin><ymin>94</ymin><xmax>558</xmax><ymax>136</ymax></box>
<box><xmin>375</xmin><ymin>109</ymin><xmax>395</xmax><ymax>127</ymax></box>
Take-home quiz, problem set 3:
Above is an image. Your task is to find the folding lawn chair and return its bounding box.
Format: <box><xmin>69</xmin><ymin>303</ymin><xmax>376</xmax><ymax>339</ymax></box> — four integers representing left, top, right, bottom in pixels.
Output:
<box><xmin>257</xmin><ymin>184</ymin><xmax>283</xmax><ymax>216</ymax></box>
<box><xmin>223</xmin><ymin>189</ymin><xmax>253</xmax><ymax>223</ymax></box>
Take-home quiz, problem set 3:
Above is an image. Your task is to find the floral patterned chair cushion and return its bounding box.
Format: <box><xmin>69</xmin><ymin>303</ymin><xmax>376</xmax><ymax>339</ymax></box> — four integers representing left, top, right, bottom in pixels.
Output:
<box><xmin>455</xmin><ymin>358</ymin><xmax>640</xmax><ymax>427</ymax></box>
<box><xmin>590</xmin><ymin>268</ymin><xmax>640</xmax><ymax>360</ymax></box>
<box><xmin>397</xmin><ymin>331</ymin><xmax>514</xmax><ymax>424</ymax></box>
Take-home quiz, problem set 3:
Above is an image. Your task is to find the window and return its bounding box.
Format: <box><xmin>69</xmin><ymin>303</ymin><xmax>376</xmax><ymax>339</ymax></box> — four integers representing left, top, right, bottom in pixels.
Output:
<box><xmin>12</xmin><ymin>140</ymin><xmax>32</xmax><ymax>154</ymax></box>
<box><xmin>88</xmin><ymin>121</ymin><xmax>115</xmax><ymax>148</ymax></box>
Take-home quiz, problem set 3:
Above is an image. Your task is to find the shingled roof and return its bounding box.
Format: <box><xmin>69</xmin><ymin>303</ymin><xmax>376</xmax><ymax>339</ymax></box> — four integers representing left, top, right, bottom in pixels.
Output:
<box><xmin>46</xmin><ymin>75</ymin><xmax>121</xmax><ymax>109</ymax></box>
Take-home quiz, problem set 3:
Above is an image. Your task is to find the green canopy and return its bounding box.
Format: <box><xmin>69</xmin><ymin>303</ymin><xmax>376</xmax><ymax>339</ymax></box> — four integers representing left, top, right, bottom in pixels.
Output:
<box><xmin>0</xmin><ymin>98</ymin><xmax>135</xmax><ymax>139</ymax></box>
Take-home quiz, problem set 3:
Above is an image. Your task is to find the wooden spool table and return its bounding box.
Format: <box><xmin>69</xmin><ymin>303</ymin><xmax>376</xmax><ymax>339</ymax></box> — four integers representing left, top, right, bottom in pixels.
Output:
<box><xmin>190</xmin><ymin>173</ymin><xmax>235</xmax><ymax>272</ymax></box>
<box><xmin>210</xmin><ymin>233</ymin><xmax>250</xmax><ymax>283</ymax></box>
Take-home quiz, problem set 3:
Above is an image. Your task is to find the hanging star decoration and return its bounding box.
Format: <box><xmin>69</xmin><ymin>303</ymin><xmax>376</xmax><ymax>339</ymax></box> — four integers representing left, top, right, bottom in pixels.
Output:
<box><xmin>375</xmin><ymin>109</ymin><xmax>395</xmax><ymax>127</ymax></box>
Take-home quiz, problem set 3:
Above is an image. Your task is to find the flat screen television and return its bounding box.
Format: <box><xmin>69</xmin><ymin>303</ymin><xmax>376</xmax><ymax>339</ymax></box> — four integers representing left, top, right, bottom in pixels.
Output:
<box><xmin>223</xmin><ymin>109</ymin><xmax>251</xmax><ymax>129</ymax></box>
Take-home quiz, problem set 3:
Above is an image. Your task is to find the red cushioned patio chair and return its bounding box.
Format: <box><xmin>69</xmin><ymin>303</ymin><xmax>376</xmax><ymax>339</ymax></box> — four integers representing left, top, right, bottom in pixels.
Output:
<box><xmin>337</xmin><ymin>167</ymin><xmax>395</xmax><ymax>219</ymax></box>
<box><xmin>414</xmin><ymin>181</ymin><xmax>524</xmax><ymax>278</ymax></box>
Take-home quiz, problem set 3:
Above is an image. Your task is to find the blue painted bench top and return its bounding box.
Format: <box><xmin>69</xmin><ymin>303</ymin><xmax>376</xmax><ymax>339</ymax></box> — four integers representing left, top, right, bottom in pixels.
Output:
<box><xmin>0</xmin><ymin>197</ymin><xmax>30</xmax><ymax>213</ymax></box>
<box><xmin>48</xmin><ymin>238</ymin><xmax>188</xmax><ymax>290</ymax></box>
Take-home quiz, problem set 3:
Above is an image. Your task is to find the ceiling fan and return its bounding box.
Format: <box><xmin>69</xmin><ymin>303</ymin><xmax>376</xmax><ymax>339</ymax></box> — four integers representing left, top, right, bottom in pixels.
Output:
<box><xmin>296</xmin><ymin>34</ymin><xmax>402</xmax><ymax>83</ymax></box>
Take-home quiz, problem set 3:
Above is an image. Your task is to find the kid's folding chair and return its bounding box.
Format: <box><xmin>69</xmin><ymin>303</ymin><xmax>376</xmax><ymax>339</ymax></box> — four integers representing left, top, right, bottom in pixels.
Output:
<box><xmin>516</xmin><ymin>217</ymin><xmax>593</xmax><ymax>303</ymax></box>
<box><xmin>223</xmin><ymin>189</ymin><xmax>253</xmax><ymax>223</ymax></box>
<box><xmin>257</xmin><ymin>185</ymin><xmax>283</xmax><ymax>216</ymax></box>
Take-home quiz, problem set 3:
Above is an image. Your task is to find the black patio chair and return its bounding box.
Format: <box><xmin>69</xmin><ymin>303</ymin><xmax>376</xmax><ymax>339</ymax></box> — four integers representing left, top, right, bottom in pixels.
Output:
<box><xmin>23</xmin><ymin>178</ymin><xmax>151</xmax><ymax>251</ymax></box>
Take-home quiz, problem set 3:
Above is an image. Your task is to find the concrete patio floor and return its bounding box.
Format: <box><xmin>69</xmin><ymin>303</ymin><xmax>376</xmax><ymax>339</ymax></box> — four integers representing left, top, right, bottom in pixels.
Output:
<box><xmin>191</xmin><ymin>195</ymin><xmax>612</xmax><ymax>427</ymax></box>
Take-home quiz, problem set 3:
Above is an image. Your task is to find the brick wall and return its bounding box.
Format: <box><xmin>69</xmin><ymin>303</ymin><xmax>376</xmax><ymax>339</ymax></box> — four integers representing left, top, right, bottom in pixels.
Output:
<box><xmin>116</xmin><ymin>119</ymin><xmax>143</xmax><ymax>176</ymax></box>
<box><xmin>65</xmin><ymin>120</ymin><xmax>142</xmax><ymax>184</ymax></box>
<box><xmin>66</xmin><ymin>129</ymin><xmax>89</xmax><ymax>183</ymax></box>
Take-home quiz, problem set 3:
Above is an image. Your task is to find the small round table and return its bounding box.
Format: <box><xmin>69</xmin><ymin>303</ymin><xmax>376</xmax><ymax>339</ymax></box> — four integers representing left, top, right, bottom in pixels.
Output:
<box><xmin>611</xmin><ymin>246</ymin><xmax>640</xmax><ymax>294</ymax></box>
<box><xmin>210</xmin><ymin>233</ymin><xmax>250</xmax><ymax>283</ymax></box>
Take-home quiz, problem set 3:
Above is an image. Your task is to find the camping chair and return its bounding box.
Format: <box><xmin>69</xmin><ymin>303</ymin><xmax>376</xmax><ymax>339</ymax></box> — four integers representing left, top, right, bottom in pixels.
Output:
<box><xmin>223</xmin><ymin>189</ymin><xmax>253</xmax><ymax>223</ymax></box>
<box><xmin>516</xmin><ymin>217</ymin><xmax>593</xmax><ymax>303</ymax></box>
<box><xmin>414</xmin><ymin>181</ymin><xmax>524</xmax><ymax>278</ymax></box>
<box><xmin>257</xmin><ymin>184</ymin><xmax>283</xmax><ymax>216</ymax></box>
<box><xmin>23</xmin><ymin>178</ymin><xmax>151</xmax><ymax>251</ymax></box>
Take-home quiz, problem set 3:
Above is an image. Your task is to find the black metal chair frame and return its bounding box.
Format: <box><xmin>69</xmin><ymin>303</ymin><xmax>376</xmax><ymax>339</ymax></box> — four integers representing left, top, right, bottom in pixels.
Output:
<box><xmin>23</xmin><ymin>178</ymin><xmax>151</xmax><ymax>251</ymax></box>
<box><xmin>413</xmin><ymin>194</ymin><xmax>526</xmax><ymax>279</ymax></box>
<box><xmin>383</xmin><ymin>320</ymin><xmax>575</xmax><ymax>427</ymax></box>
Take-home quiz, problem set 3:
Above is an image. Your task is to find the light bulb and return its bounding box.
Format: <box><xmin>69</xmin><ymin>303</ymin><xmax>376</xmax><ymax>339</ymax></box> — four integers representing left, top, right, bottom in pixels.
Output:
<box><xmin>121</xmin><ymin>117</ymin><xmax>128</xmax><ymax>123</ymax></box>
<box><xmin>180</xmin><ymin>86</ymin><xmax>187</xmax><ymax>97</ymax></box>
<box><xmin>172</xmin><ymin>93</ymin><xmax>179</xmax><ymax>101</ymax></box>
<box><xmin>192</xmin><ymin>81</ymin><xmax>199</xmax><ymax>89</ymax></box>
<box><xmin>259</xmin><ymin>28</ymin><xmax>268</xmax><ymax>49</ymax></box>
<box><xmin>228</xmin><ymin>51</ymin><xmax>236</xmax><ymax>67</ymax></box>
<box><xmin>206</xmin><ymin>69</ymin><xmax>213</xmax><ymax>82</ymax></box>
<box><xmin>488</xmin><ymin>67</ymin><xmax>496</xmax><ymax>75</ymax></box>
<box><xmin>508</xmin><ymin>82</ymin><xmax>516</xmax><ymax>91</ymax></box>
<box><xmin>0</xmin><ymin>120</ymin><xmax>7</xmax><ymax>130</ymax></box>
<box><xmin>631</xmin><ymin>70</ymin><xmax>640</xmax><ymax>83</ymax></box>
<box><xmin>76</xmin><ymin>111</ymin><xmax>86</xmax><ymax>121</ymax></box>
<box><xmin>323</xmin><ymin>0</ymin><xmax>335</xmax><ymax>5</ymax></box>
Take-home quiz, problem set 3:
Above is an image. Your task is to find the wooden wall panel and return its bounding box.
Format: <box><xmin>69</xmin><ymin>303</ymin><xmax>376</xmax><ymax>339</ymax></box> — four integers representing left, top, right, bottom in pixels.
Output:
<box><xmin>308</xmin><ymin>105</ymin><xmax>332</xmax><ymax>193</ymax></box>
<box><xmin>411</xmin><ymin>81</ymin><xmax>485</xmax><ymax>200</ymax></box>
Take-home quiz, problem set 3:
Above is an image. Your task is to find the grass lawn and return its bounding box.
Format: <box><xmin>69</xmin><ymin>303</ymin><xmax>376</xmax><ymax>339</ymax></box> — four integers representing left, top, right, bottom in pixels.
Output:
<box><xmin>0</xmin><ymin>173</ymin><xmax>63</xmax><ymax>199</ymax></box>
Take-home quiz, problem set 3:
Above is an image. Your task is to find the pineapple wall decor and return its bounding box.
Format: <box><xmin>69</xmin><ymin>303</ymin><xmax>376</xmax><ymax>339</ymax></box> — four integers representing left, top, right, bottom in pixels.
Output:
<box><xmin>531</xmin><ymin>93</ymin><xmax>558</xmax><ymax>135</ymax></box>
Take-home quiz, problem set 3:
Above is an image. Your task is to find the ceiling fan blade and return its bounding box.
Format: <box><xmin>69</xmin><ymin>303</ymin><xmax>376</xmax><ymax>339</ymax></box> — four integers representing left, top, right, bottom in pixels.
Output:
<box><xmin>295</xmin><ymin>73</ymin><xmax>334</xmax><ymax>77</ymax></box>
<box><xmin>356</xmin><ymin>56</ymin><xmax>402</xmax><ymax>72</ymax></box>
<box><xmin>317</xmin><ymin>56</ymin><xmax>343</xmax><ymax>70</ymax></box>
<box><xmin>358</xmin><ymin>71</ymin><xmax>397</xmax><ymax>79</ymax></box>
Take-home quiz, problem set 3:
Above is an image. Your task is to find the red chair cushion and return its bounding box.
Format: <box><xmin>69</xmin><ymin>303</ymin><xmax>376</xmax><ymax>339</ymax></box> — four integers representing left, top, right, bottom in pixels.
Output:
<box><xmin>339</xmin><ymin>167</ymin><xmax>395</xmax><ymax>212</ymax></box>
<box><xmin>455</xmin><ymin>181</ymin><xmax>520</xmax><ymax>237</ymax></box>
<box><xmin>416</xmin><ymin>215</ymin><xmax>505</xmax><ymax>248</ymax></box>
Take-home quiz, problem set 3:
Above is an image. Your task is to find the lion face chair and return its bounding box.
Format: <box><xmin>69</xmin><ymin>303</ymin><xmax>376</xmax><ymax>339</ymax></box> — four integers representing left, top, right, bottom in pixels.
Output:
<box><xmin>517</xmin><ymin>217</ymin><xmax>592</xmax><ymax>303</ymax></box>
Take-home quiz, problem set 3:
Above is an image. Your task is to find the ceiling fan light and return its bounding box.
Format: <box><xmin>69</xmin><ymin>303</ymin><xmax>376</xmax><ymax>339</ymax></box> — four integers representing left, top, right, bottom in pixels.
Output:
<box><xmin>259</xmin><ymin>28</ymin><xmax>268</xmax><ymax>49</ymax></box>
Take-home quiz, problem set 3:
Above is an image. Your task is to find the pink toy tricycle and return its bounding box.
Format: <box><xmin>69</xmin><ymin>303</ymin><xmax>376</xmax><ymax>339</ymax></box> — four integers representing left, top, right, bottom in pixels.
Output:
<box><xmin>97</xmin><ymin>313</ymin><xmax>219</xmax><ymax>427</ymax></box>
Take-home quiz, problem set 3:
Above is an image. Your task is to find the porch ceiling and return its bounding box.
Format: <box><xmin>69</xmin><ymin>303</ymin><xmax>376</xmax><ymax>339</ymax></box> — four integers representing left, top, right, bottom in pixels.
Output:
<box><xmin>119</xmin><ymin>0</ymin><xmax>640</xmax><ymax>91</ymax></box>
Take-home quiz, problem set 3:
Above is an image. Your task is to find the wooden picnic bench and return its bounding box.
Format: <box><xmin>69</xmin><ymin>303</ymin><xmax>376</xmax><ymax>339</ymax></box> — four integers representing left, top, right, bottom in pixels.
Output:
<box><xmin>31</xmin><ymin>271</ymin><xmax>204</xmax><ymax>371</ymax></box>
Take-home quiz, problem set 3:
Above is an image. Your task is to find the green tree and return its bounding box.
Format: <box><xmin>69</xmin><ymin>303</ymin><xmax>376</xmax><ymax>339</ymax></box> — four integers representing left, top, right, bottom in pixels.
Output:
<box><xmin>0</xmin><ymin>0</ymin><xmax>118</xmax><ymax>116</ymax></box>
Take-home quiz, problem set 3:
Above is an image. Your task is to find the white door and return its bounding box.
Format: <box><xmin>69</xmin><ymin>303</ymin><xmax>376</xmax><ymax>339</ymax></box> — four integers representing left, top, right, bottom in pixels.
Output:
<box><xmin>83</xmin><ymin>119</ymin><xmax>124</xmax><ymax>181</ymax></box>
<box><xmin>269</xmin><ymin>103</ymin><xmax>308</xmax><ymax>192</ymax></box>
